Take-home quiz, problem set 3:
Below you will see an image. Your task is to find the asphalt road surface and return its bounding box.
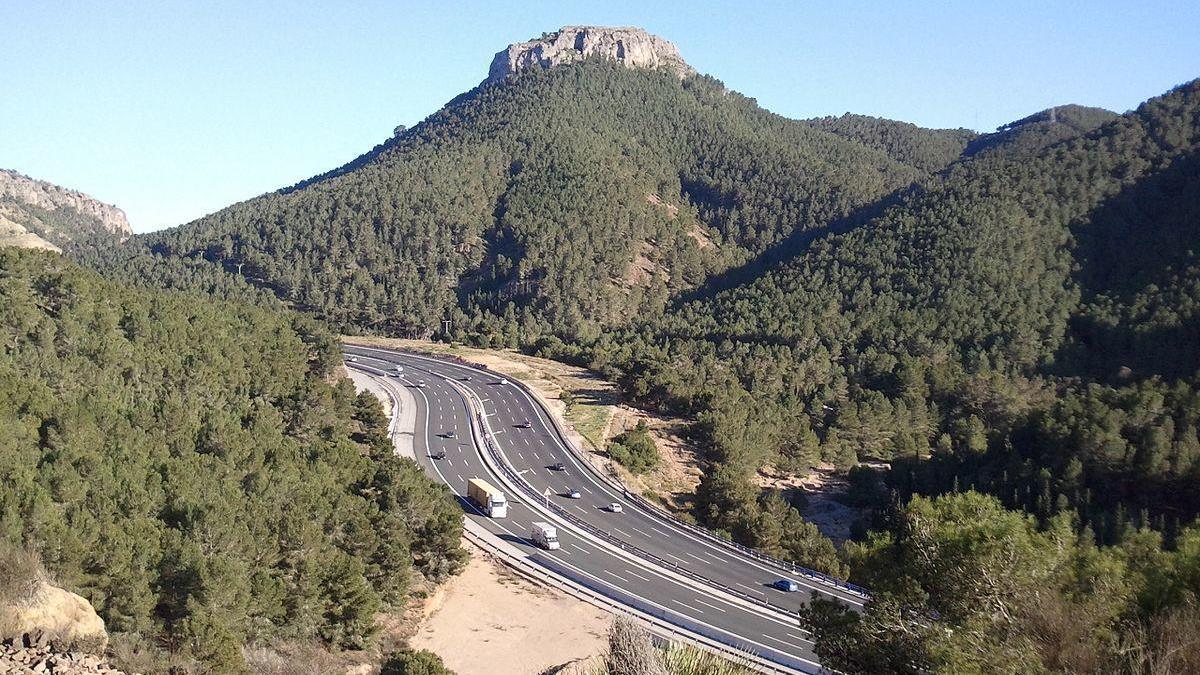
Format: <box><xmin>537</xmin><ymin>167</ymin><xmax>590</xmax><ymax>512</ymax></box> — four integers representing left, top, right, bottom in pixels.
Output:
<box><xmin>346</xmin><ymin>344</ymin><xmax>860</xmax><ymax>673</ymax></box>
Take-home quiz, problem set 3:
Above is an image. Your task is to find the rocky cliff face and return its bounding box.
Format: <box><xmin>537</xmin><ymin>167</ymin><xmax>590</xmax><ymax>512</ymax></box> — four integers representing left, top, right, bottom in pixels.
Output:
<box><xmin>0</xmin><ymin>170</ymin><xmax>131</xmax><ymax>250</ymax></box>
<box><xmin>487</xmin><ymin>26</ymin><xmax>694</xmax><ymax>84</ymax></box>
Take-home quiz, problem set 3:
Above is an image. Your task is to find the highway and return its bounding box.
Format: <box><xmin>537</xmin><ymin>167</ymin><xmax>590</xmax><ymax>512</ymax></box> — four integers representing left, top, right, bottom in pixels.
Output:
<box><xmin>345</xmin><ymin>344</ymin><xmax>862</xmax><ymax>673</ymax></box>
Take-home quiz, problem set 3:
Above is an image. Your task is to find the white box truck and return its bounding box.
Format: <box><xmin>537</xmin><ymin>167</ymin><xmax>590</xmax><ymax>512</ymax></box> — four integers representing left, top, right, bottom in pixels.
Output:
<box><xmin>467</xmin><ymin>478</ymin><xmax>508</xmax><ymax>518</ymax></box>
<box><xmin>531</xmin><ymin>522</ymin><xmax>559</xmax><ymax>550</ymax></box>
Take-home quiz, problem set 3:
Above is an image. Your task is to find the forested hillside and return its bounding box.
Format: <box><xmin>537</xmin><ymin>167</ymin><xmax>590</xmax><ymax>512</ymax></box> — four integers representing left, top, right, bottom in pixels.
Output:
<box><xmin>0</xmin><ymin>249</ymin><xmax>465</xmax><ymax>671</ymax></box>
<box><xmin>550</xmin><ymin>79</ymin><xmax>1200</xmax><ymax>561</ymax></box>
<box><xmin>85</xmin><ymin>60</ymin><xmax>969</xmax><ymax>339</ymax></box>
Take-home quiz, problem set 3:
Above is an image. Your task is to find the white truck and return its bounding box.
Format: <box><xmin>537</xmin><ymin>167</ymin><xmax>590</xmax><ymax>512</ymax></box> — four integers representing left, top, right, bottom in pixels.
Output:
<box><xmin>467</xmin><ymin>478</ymin><xmax>508</xmax><ymax>518</ymax></box>
<box><xmin>531</xmin><ymin>522</ymin><xmax>560</xmax><ymax>550</ymax></box>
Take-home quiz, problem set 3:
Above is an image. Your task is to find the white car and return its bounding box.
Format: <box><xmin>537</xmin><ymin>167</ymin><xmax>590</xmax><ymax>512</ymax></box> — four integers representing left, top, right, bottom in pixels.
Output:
<box><xmin>346</xmin><ymin>355</ymin><xmax>358</xmax><ymax>362</ymax></box>
<box><xmin>607</xmin><ymin>503</ymin><xmax>623</xmax><ymax>513</ymax></box>
<box><xmin>499</xmin><ymin>378</ymin><xmax>509</xmax><ymax>385</ymax></box>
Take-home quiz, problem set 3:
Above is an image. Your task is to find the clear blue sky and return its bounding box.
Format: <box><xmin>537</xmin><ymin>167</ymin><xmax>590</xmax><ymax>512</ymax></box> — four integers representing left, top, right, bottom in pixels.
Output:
<box><xmin>2</xmin><ymin>1</ymin><xmax>1197</xmax><ymax>232</ymax></box>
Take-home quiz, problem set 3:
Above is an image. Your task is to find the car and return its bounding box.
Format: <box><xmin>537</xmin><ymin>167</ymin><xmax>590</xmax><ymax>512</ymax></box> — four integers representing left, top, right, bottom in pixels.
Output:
<box><xmin>462</xmin><ymin>375</ymin><xmax>472</xmax><ymax>381</ymax></box>
<box><xmin>346</xmin><ymin>355</ymin><xmax>358</xmax><ymax>362</ymax></box>
<box><xmin>416</xmin><ymin>380</ymin><xmax>427</xmax><ymax>388</ymax></box>
<box><xmin>772</xmin><ymin>579</ymin><xmax>801</xmax><ymax>592</ymax></box>
<box><xmin>394</xmin><ymin>366</ymin><xmax>404</xmax><ymax>372</ymax></box>
<box><xmin>566</xmin><ymin>488</ymin><xmax>581</xmax><ymax>499</ymax></box>
<box><xmin>445</xmin><ymin>430</ymin><xmax>456</xmax><ymax>439</ymax></box>
<box><xmin>550</xmin><ymin>462</ymin><xmax>566</xmax><ymax>471</ymax></box>
<box><xmin>516</xmin><ymin>420</ymin><xmax>532</xmax><ymax>428</ymax></box>
<box><xmin>498</xmin><ymin>378</ymin><xmax>509</xmax><ymax>385</ymax></box>
<box><xmin>606</xmin><ymin>502</ymin><xmax>623</xmax><ymax>513</ymax></box>
<box><xmin>429</xmin><ymin>449</ymin><xmax>447</xmax><ymax>460</ymax></box>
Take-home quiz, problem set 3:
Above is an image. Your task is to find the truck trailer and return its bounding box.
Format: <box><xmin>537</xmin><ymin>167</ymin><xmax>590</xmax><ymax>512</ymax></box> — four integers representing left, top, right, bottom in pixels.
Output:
<box><xmin>467</xmin><ymin>478</ymin><xmax>508</xmax><ymax>518</ymax></box>
<box><xmin>531</xmin><ymin>522</ymin><xmax>560</xmax><ymax>550</ymax></box>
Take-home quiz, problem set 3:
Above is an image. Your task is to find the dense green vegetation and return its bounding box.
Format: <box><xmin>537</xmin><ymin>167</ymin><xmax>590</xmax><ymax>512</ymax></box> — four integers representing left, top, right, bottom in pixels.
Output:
<box><xmin>540</xmin><ymin>79</ymin><xmax>1200</xmax><ymax>569</ymax></box>
<box><xmin>803</xmin><ymin>491</ymin><xmax>1200</xmax><ymax>673</ymax></box>
<box><xmin>84</xmin><ymin>60</ymin><xmax>966</xmax><ymax>340</ymax></box>
<box><xmin>608</xmin><ymin>421</ymin><xmax>660</xmax><ymax>474</ymax></box>
<box><xmin>0</xmin><ymin>249</ymin><xmax>465</xmax><ymax>671</ymax></box>
<box><xmin>60</xmin><ymin>47</ymin><xmax>1200</xmax><ymax>671</ymax></box>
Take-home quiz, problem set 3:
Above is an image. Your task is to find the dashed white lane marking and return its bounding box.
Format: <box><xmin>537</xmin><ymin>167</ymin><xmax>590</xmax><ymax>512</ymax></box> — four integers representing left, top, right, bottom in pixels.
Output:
<box><xmin>613</xmin><ymin>528</ymin><xmax>633</xmax><ymax>538</ymax></box>
<box><xmin>632</xmin><ymin>526</ymin><xmax>653</xmax><ymax>538</ymax></box>
<box><xmin>665</xmin><ymin>552</ymin><xmax>689</xmax><ymax>564</ymax></box>
<box><xmin>760</xmin><ymin>634</ymin><xmax>794</xmax><ymax>648</ymax></box>
<box><xmin>568</xmin><ymin>543</ymin><xmax>589</xmax><ymax>554</ymax></box>
<box><xmin>685</xmin><ymin>552</ymin><xmax>710</xmax><ymax>565</ymax></box>
<box><xmin>704</xmin><ymin>550</ymin><xmax>726</xmax><ymax>563</ymax></box>
<box><xmin>603</xmin><ymin>569</ymin><xmax>629</xmax><ymax>583</ymax></box>
<box><xmin>625</xmin><ymin>569</ymin><xmax>651</xmax><ymax>582</ymax></box>
<box><xmin>695</xmin><ymin>599</ymin><xmax>727</xmax><ymax>613</ymax></box>
<box><xmin>737</xmin><ymin>582</ymin><xmax>763</xmax><ymax>594</ymax></box>
<box><xmin>651</xmin><ymin>527</ymin><xmax>672</xmax><ymax>538</ymax></box>
<box><xmin>574</xmin><ymin>505</ymin><xmax>588</xmax><ymax>514</ymax></box>
<box><xmin>672</xmin><ymin>598</ymin><xmax>700</xmax><ymax>614</ymax></box>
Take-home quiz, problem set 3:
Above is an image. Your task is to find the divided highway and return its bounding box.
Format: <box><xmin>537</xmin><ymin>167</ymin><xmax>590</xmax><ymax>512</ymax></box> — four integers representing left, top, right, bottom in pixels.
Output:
<box><xmin>345</xmin><ymin>344</ymin><xmax>862</xmax><ymax>673</ymax></box>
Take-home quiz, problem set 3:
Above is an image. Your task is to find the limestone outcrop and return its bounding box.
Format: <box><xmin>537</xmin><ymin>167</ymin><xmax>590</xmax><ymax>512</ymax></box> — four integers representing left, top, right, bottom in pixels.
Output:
<box><xmin>487</xmin><ymin>26</ymin><xmax>694</xmax><ymax>84</ymax></box>
<box><xmin>0</xmin><ymin>170</ymin><xmax>132</xmax><ymax>248</ymax></box>
<box><xmin>1</xmin><ymin>581</ymin><xmax>107</xmax><ymax>653</ymax></box>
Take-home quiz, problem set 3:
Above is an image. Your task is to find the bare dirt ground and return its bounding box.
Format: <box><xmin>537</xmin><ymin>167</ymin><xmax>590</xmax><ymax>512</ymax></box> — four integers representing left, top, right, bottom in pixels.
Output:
<box><xmin>754</xmin><ymin>464</ymin><xmax>858</xmax><ymax>545</ymax></box>
<box><xmin>408</xmin><ymin>543</ymin><xmax>609</xmax><ymax>675</ymax></box>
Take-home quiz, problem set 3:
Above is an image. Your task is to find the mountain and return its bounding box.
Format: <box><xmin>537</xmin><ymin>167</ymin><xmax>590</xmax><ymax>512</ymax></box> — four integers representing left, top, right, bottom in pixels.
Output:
<box><xmin>963</xmin><ymin>103</ymin><xmax>1120</xmax><ymax>158</ymax></box>
<box><xmin>87</xmin><ymin>26</ymin><xmax>974</xmax><ymax>339</ymax></box>
<box><xmin>0</xmin><ymin>170</ymin><xmax>131</xmax><ymax>251</ymax></box>
<box><xmin>582</xmin><ymin>79</ymin><xmax>1200</xmax><ymax>551</ymax></box>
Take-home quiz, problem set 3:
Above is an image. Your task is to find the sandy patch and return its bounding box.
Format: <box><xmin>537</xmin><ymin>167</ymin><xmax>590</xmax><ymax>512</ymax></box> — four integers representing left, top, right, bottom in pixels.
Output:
<box><xmin>409</xmin><ymin>543</ymin><xmax>609</xmax><ymax>675</ymax></box>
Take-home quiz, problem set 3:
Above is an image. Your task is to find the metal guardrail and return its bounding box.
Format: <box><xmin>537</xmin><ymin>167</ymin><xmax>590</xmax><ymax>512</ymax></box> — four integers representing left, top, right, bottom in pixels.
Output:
<box><xmin>409</xmin><ymin>349</ymin><xmax>868</xmax><ymax>600</ymax></box>
<box><xmin>460</xmin><ymin>523</ymin><xmax>808</xmax><ymax>675</ymax></box>
<box><xmin>451</xmin><ymin>381</ymin><xmax>819</xmax><ymax>674</ymax></box>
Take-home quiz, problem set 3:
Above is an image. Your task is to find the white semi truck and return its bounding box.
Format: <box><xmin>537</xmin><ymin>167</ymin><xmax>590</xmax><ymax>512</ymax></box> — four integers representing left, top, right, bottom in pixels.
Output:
<box><xmin>467</xmin><ymin>478</ymin><xmax>508</xmax><ymax>518</ymax></box>
<box><xmin>531</xmin><ymin>522</ymin><xmax>560</xmax><ymax>550</ymax></box>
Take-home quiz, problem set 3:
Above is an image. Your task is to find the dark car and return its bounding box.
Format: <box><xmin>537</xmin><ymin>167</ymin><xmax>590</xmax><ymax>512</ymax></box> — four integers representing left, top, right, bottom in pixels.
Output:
<box><xmin>516</xmin><ymin>420</ymin><xmax>533</xmax><ymax>428</ymax></box>
<box><xmin>772</xmin><ymin>579</ymin><xmax>801</xmax><ymax>592</ymax></box>
<box><xmin>550</xmin><ymin>462</ymin><xmax>566</xmax><ymax>471</ymax></box>
<box><xmin>429</xmin><ymin>449</ymin><xmax>447</xmax><ymax>460</ymax></box>
<box><xmin>445</xmin><ymin>430</ymin><xmax>457</xmax><ymax>439</ymax></box>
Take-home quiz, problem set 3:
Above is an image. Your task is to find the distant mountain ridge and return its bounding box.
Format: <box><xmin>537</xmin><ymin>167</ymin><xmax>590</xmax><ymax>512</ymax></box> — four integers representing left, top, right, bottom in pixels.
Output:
<box><xmin>0</xmin><ymin>169</ymin><xmax>131</xmax><ymax>251</ymax></box>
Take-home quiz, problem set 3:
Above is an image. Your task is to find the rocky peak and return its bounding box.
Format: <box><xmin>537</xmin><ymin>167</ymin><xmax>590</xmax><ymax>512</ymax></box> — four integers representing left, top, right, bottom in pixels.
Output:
<box><xmin>487</xmin><ymin>26</ymin><xmax>694</xmax><ymax>84</ymax></box>
<box><xmin>0</xmin><ymin>170</ymin><xmax>132</xmax><ymax>249</ymax></box>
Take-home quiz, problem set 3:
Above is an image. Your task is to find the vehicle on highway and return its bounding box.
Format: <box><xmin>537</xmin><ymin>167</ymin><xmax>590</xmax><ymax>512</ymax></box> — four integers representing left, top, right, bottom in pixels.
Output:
<box><xmin>566</xmin><ymin>488</ymin><xmax>581</xmax><ymax>499</ymax></box>
<box><xmin>606</xmin><ymin>502</ymin><xmax>623</xmax><ymax>513</ymax></box>
<box><xmin>394</xmin><ymin>365</ymin><xmax>403</xmax><ymax>372</ymax></box>
<box><xmin>445</xmin><ymin>430</ymin><xmax>456</xmax><ymax>439</ymax></box>
<box><xmin>550</xmin><ymin>462</ymin><xmax>566</xmax><ymax>471</ymax></box>
<box><xmin>516</xmin><ymin>419</ymin><xmax>532</xmax><ymax>428</ymax></box>
<box><xmin>346</xmin><ymin>355</ymin><xmax>357</xmax><ymax>362</ymax></box>
<box><xmin>467</xmin><ymin>478</ymin><xmax>508</xmax><ymax>518</ymax></box>
<box><xmin>416</xmin><ymin>380</ymin><xmax>427</xmax><ymax>388</ymax></box>
<box><xmin>498</xmin><ymin>378</ymin><xmax>509</xmax><ymax>385</ymax></box>
<box><xmin>531</xmin><ymin>522</ymin><xmax>560</xmax><ymax>550</ymax></box>
<box><xmin>461</xmin><ymin>375</ymin><xmax>472</xmax><ymax>381</ymax></box>
<box><xmin>429</xmin><ymin>449</ymin><xmax>446</xmax><ymax>460</ymax></box>
<box><xmin>772</xmin><ymin>579</ymin><xmax>801</xmax><ymax>592</ymax></box>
